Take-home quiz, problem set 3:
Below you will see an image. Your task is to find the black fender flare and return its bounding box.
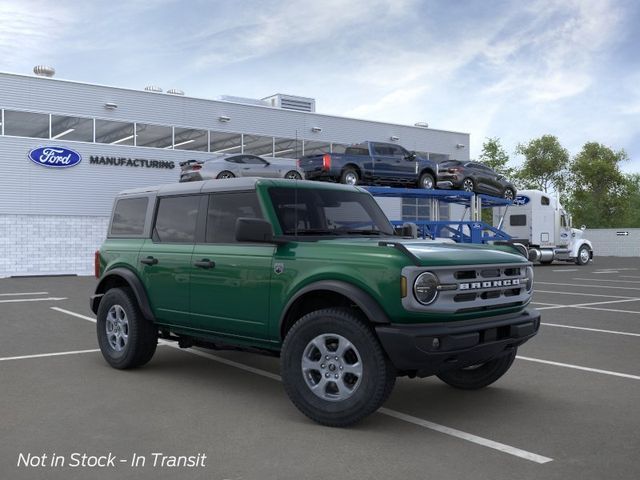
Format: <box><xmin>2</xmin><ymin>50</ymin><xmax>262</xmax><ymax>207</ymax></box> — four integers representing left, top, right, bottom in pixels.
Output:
<box><xmin>279</xmin><ymin>280</ymin><xmax>391</xmax><ymax>333</ymax></box>
<box><xmin>90</xmin><ymin>267</ymin><xmax>155</xmax><ymax>322</ymax></box>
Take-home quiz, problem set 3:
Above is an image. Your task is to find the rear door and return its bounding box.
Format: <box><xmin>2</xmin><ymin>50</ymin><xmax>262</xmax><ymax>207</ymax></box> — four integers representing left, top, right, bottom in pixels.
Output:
<box><xmin>190</xmin><ymin>191</ymin><xmax>274</xmax><ymax>339</ymax></box>
<box><xmin>138</xmin><ymin>194</ymin><xmax>201</xmax><ymax>327</ymax></box>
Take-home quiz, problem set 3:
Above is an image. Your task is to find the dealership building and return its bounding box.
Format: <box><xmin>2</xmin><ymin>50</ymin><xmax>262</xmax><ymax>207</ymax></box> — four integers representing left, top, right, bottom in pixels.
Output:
<box><xmin>0</xmin><ymin>69</ymin><xmax>470</xmax><ymax>277</ymax></box>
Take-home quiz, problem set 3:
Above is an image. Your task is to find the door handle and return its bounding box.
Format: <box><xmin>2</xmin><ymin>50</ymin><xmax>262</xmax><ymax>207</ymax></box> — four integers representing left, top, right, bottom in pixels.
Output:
<box><xmin>194</xmin><ymin>259</ymin><xmax>216</xmax><ymax>269</ymax></box>
<box><xmin>140</xmin><ymin>256</ymin><xmax>158</xmax><ymax>266</ymax></box>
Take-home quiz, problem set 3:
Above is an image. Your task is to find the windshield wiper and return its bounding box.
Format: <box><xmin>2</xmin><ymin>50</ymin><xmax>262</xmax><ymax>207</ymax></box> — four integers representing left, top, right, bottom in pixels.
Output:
<box><xmin>336</xmin><ymin>229</ymin><xmax>387</xmax><ymax>235</ymax></box>
<box><xmin>284</xmin><ymin>229</ymin><xmax>343</xmax><ymax>236</ymax></box>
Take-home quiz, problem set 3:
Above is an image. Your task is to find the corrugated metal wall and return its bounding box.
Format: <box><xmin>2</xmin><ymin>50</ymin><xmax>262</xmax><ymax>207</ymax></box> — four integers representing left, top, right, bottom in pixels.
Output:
<box><xmin>585</xmin><ymin>229</ymin><xmax>640</xmax><ymax>257</ymax></box>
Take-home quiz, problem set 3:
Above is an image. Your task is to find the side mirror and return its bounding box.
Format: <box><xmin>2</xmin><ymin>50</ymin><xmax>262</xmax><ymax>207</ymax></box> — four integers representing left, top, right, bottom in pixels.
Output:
<box><xmin>395</xmin><ymin>222</ymin><xmax>418</xmax><ymax>238</ymax></box>
<box><xmin>581</xmin><ymin>225</ymin><xmax>586</xmax><ymax>231</ymax></box>
<box><xmin>405</xmin><ymin>152</ymin><xmax>417</xmax><ymax>161</ymax></box>
<box><xmin>236</xmin><ymin>218</ymin><xmax>276</xmax><ymax>243</ymax></box>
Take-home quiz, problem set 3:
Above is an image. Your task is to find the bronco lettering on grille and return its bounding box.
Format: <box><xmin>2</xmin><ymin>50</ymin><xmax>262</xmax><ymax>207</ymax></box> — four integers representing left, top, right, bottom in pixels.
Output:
<box><xmin>459</xmin><ymin>279</ymin><xmax>521</xmax><ymax>290</ymax></box>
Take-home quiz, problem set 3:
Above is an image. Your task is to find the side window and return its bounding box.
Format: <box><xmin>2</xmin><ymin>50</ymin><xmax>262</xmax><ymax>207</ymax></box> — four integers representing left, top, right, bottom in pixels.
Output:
<box><xmin>153</xmin><ymin>196</ymin><xmax>200</xmax><ymax>243</ymax></box>
<box><xmin>510</xmin><ymin>215</ymin><xmax>527</xmax><ymax>227</ymax></box>
<box><xmin>541</xmin><ymin>196</ymin><xmax>550</xmax><ymax>206</ymax></box>
<box><xmin>110</xmin><ymin>197</ymin><xmax>148</xmax><ymax>236</ymax></box>
<box><xmin>243</xmin><ymin>155</ymin><xmax>267</xmax><ymax>165</ymax></box>
<box><xmin>205</xmin><ymin>192</ymin><xmax>263</xmax><ymax>243</ymax></box>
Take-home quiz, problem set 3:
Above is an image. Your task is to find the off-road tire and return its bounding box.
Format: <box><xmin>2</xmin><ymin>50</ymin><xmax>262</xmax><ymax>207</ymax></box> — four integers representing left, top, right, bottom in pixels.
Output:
<box><xmin>436</xmin><ymin>348</ymin><xmax>517</xmax><ymax>390</ymax></box>
<box><xmin>281</xmin><ymin>308</ymin><xmax>396</xmax><ymax>427</ymax></box>
<box><xmin>97</xmin><ymin>287</ymin><xmax>157</xmax><ymax>369</ymax></box>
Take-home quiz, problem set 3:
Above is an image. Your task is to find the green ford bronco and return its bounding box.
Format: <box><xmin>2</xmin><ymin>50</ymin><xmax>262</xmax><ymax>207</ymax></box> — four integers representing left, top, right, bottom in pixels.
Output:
<box><xmin>91</xmin><ymin>178</ymin><xmax>539</xmax><ymax>426</ymax></box>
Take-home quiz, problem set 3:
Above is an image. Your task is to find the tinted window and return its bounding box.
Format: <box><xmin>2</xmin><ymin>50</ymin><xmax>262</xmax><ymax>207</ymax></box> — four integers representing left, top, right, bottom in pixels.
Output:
<box><xmin>206</xmin><ymin>192</ymin><xmax>263</xmax><ymax>243</ymax></box>
<box><xmin>345</xmin><ymin>147</ymin><xmax>370</xmax><ymax>156</ymax></box>
<box><xmin>51</xmin><ymin>115</ymin><xmax>94</xmax><ymax>142</ymax></box>
<box><xmin>111</xmin><ymin>197</ymin><xmax>148</xmax><ymax>236</ymax></box>
<box><xmin>153</xmin><ymin>196</ymin><xmax>200</xmax><ymax>243</ymax></box>
<box><xmin>95</xmin><ymin>119</ymin><xmax>134</xmax><ymax>145</ymax></box>
<box><xmin>242</xmin><ymin>155</ymin><xmax>268</xmax><ymax>165</ymax></box>
<box><xmin>510</xmin><ymin>215</ymin><xmax>527</xmax><ymax>226</ymax></box>
<box><xmin>541</xmin><ymin>196</ymin><xmax>550</xmax><ymax>206</ymax></box>
<box><xmin>268</xmin><ymin>187</ymin><xmax>393</xmax><ymax>236</ymax></box>
<box><xmin>4</xmin><ymin>110</ymin><xmax>49</xmax><ymax>138</ymax></box>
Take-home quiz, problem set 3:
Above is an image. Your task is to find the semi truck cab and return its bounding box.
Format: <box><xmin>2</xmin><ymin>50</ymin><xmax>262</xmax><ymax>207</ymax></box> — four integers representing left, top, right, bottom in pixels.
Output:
<box><xmin>494</xmin><ymin>189</ymin><xmax>593</xmax><ymax>265</ymax></box>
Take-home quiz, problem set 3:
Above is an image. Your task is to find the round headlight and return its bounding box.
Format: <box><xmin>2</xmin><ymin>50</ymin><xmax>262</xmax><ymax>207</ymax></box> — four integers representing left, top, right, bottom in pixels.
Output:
<box><xmin>414</xmin><ymin>272</ymin><xmax>439</xmax><ymax>305</ymax></box>
<box><xmin>525</xmin><ymin>266</ymin><xmax>534</xmax><ymax>293</ymax></box>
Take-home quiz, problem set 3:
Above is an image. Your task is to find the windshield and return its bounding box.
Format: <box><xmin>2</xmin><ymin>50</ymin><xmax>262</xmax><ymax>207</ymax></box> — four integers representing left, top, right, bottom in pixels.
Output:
<box><xmin>268</xmin><ymin>187</ymin><xmax>394</xmax><ymax>236</ymax></box>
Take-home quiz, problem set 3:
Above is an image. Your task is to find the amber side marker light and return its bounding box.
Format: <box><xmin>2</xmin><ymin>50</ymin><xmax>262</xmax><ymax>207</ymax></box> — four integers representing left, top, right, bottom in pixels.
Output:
<box><xmin>94</xmin><ymin>251</ymin><xmax>101</xmax><ymax>279</ymax></box>
<box><xmin>401</xmin><ymin>276</ymin><xmax>407</xmax><ymax>298</ymax></box>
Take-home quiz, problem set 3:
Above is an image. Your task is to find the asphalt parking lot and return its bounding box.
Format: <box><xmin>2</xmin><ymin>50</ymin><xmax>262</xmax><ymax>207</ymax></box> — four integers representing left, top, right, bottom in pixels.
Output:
<box><xmin>1</xmin><ymin>257</ymin><xmax>639</xmax><ymax>480</ymax></box>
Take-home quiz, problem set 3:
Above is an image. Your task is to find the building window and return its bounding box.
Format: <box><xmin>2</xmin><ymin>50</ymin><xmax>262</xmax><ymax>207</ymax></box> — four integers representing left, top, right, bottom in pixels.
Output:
<box><xmin>173</xmin><ymin>127</ymin><xmax>208</xmax><ymax>151</ymax></box>
<box><xmin>3</xmin><ymin>110</ymin><xmax>49</xmax><ymax>138</ymax></box>
<box><xmin>273</xmin><ymin>137</ymin><xmax>302</xmax><ymax>158</ymax></box>
<box><xmin>303</xmin><ymin>140</ymin><xmax>331</xmax><ymax>156</ymax></box>
<box><xmin>51</xmin><ymin>115</ymin><xmax>94</xmax><ymax>142</ymax></box>
<box><xmin>244</xmin><ymin>134</ymin><xmax>274</xmax><ymax>156</ymax></box>
<box><xmin>210</xmin><ymin>131</ymin><xmax>243</xmax><ymax>154</ymax></box>
<box><xmin>135</xmin><ymin>123</ymin><xmax>172</xmax><ymax>149</ymax></box>
<box><xmin>95</xmin><ymin>119</ymin><xmax>135</xmax><ymax>145</ymax></box>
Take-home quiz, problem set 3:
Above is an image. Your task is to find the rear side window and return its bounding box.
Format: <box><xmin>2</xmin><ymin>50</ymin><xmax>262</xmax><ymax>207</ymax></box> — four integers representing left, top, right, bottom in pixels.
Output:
<box><xmin>153</xmin><ymin>196</ymin><xmax>200</xmax><ymax>243</ymax></box>
<box><xmin>206</xmin><ymin>192</ymin><xmax>263</xmax><ymax>243</ymax></box>
<box><xmin>110</xmin><ymin>197</ymin><xmax>148</xmax><ymax>236</ymax></box>
<box><xmin>510</xmin><ymin>215</ymin><xmax>527</xmax><ymax>226</ymax></box>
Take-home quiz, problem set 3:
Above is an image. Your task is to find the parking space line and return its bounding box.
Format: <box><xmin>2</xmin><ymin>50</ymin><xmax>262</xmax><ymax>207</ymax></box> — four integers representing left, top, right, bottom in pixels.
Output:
<box><xmin>531</xmin><ymin>302</ymin><xmax>562</xmax><ymax>306</ymax></box>
<box><xmin>534</xmin><ymin>290</ymin><xmax>638</xmax><ymax>299</ymax></box>
<box><xmin>0</xmin><ymin>349</ymin><xmax>100</xmax><ymax>362</ymax></box>
<box><xmin>575</xmin><ymin>306</ymin><xmax>640</xmax><ymax>315</ymax></box>
<box><xmin>0</xmin><ymin>297</ymin><xmax>67</xmax><ymax>304</ymax></box>
<box><xmin>620</xmin><ymin>275</ymin><xmax>640</xmax><ymax>279</ymax></box>
<box><xmin>541</xmin><ymin>322</ymin><xmax>640</xmax><ymax>337</ymax></box>
<box><xmin>49</xmin><ymin>307</ymin><xmax>553</xmax><ymax>464</ymax></box>
<box><xmin>0</xmin><ymin>291</ymin><xmax>49</xmax><ymax>296</ymax></box>
<box><xmin>551</xmin><ymin>269</ymin><xmax>578</xmax><ymax>272</ymax></box>
<box><xmin>535</xmin><ymin>298</ymin><xmax>640</xmax><ymax>311</ymax></box>
<box><xmin>51</xmin><ymin>307</ymin><xmax>96</xmax><ymax>323</ymax></box>
<box><xmin>536</xmin><ymin>282</ymin><xmax>640</xmax><ymax>291</ymax></box>
<box><xmin>572</xmin><ymin>278</ymin><xmax>640</xmax><ymax>284</ymax></box>
<box><xmin>517</xmin><ymin>356</ymin><xmax>640</xmax><ymax>381</ymax></box>
<box><xmin>378</xmin><ymin>408</ymin><xmax>553</xmax><ymax>464</ymax></box>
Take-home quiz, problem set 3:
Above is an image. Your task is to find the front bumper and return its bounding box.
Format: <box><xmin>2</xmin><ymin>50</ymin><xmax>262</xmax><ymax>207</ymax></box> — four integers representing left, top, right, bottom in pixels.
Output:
<box><xmin>375</xmin><ymin>308</ymin><xmax>540</xmax><ymax>377</ymax></box>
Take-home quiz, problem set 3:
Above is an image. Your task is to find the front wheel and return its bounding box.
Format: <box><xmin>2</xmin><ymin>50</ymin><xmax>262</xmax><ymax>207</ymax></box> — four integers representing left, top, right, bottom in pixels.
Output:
<box><xmin>284</xmin><ymin>170</ymin><xmax>302</xmax><ymax>180</ymax></box>
<box><xmin>281</xmin><ymin>308</ymin><xmax>396</xmax><ymax>427</ymax></box>
<box><xmin>96</xmin><ymin>288</ymin><xmax>157</xmax><ymax>369</ymax></box>
<box><xmin>576</xmin><ymin>245</ymin><xmax>591</xmax><ymax>265</ymax></box>
<box><xmin>436</xmin><ymin>348</ymin><xmax>517</xmax><ymax>390</ymax></box>
<box><xmin>418</xmin><ymin>172</ymin><xmax>435</xmax><ymax>189</ymax></box>
<box><xmin>462</xmin><ymin>178</ymin><xmax>475</xmax><ymax>192</ymax></box>
<box><xmin>503</xmin><ymin>188</ymin><xmax>515</xmax><ymax>200</ymax></box>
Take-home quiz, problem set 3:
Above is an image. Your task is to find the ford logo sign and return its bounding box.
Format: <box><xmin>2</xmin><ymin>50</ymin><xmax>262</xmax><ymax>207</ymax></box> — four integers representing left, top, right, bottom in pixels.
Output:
<box><xmin>28</xmin><ymin>146</ymin><xmax>82</xmax><ymax>168</ymax></box>
<box><xmin>513</xmin><ymin>195</ymin><xmax>530</xmax><ymax>206</ymax></box>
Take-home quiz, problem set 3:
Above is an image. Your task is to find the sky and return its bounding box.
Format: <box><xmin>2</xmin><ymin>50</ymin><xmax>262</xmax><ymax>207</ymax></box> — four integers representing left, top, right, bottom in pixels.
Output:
<box><xmin>1</xmin><ymin>0</ymin><xmax>639</xmax><ymax>172</ymax></box>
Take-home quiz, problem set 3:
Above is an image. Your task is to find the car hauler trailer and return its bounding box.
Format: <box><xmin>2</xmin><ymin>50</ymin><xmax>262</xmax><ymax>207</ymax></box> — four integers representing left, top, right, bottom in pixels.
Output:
<box><xmin>492</xmin><ymin>190</ymin><xmax>593</xmax><ymax>265</ymax></box>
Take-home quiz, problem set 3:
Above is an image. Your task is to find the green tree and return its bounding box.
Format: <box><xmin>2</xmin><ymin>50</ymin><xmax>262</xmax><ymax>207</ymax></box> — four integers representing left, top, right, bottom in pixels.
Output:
<box><xmin>567</xmin><ymin>142</ymin><xmax>629</xmax><ymax>228</ymax></box>
<box><xmin>515</xmin><ymin>135</ymin><xmax>569</xmax><ymax>193</ymax></box>
<box><xmin>620</xmin><ymin>173</ymin><xmax>640</xmax><ymax>227</ymax></box>
<box><xmin>478</xmin><ymin>137</ymin><xmax>515</xmax><ymax>178</ymax></box>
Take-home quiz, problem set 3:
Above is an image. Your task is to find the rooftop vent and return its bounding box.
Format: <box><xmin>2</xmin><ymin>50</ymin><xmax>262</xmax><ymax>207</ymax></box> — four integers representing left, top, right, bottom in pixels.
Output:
<box><xmin>219</xmin><ymin>95</ymin><xmax>270</xmax><ymax>107</ymax></box>
<box><xmin>144</xmin><ymin>85</ymin><xmax>163</xmax><ymax>93</ymax></box>
<box><xmin>167</xmin><ymin>89</ymin><xmax>185</xmax><ymax>96</ymax></box>
<box><xmin>33</xmin><ymin>65</ymin><xmax>55</xmax><ymax>77</ymax></box>
<box><xmin>262</xmin><ymin>94</ymin><xmax>316</xmax><ymax>113</ymax></box>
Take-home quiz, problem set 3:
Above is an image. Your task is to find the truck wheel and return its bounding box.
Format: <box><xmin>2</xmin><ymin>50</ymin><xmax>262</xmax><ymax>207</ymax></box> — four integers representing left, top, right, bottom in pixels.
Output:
<box><xmin>436</xmin><ymin>348</ymin><xmax>516</xmax><ymax>390</ymax></box>
<box><xmin>281</xmin><ymin>308</ymin><xmax>396</xmax><ymax>427</ymax></box>
<box><xmin>418</xmin><ymin>172</ymin><xmax>435</xmax><ymax>189</ymax></box>
<box><xmin>216</xmin><ymin>171</ymin><xmax>235</xmax><ymax>179</ymax></box>
<box><xmin>462</xmin><ymin>178</ymin><xmax>475</xmax><ymax>192</ymax></box>
<box><xmin>97</xmin><ymin>287</ymin><xmax>157</xmax><ymax>369</ymax></box>
<box><xmin>340</xmin><ymin>168</ymin><xmax>359</xmax><ymax>186</ymax></box>
<box><xmin>576</xmin><ymin>245</ymin><xmax>591</xmax><ymax>265</ymax></box>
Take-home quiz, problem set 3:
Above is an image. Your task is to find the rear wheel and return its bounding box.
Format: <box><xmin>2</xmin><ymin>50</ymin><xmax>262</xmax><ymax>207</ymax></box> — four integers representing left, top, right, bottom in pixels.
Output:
<box><xmin>462</xmin><ymin>178</ymin><xmax>475</xmax><ymax>192</ymax></box>
<box><xmin>418</xmin><ymin>172</ymin><xmax>435</xmax><ymax>189</ymax></box>
<box><xmin>281</xmin><ymin>308</ymin><xmax>396</xmax><ymax>427</ymax></box>
<box><xmin>503</xmin><ymin>187</ymin><xmax>515</xmax><ymax>200</ymax></box>
<box><xmin>340</xmin><ymin>168</ymin><xmax>359</xmax><ymax>186</ymax></box>
<box><xmin>436</xmin><ymin>348</ymin><xmax>516</xmax><ymax>390</ymax></box>
<box><xmin>97</xmin><ymin>288</ymin><xmax>157</xmax><ymax>369</ymax></box>
<box><xmin>216</xmin><ymin>171</ymin><xmax>235</xmax><ymax>179</ymax></box>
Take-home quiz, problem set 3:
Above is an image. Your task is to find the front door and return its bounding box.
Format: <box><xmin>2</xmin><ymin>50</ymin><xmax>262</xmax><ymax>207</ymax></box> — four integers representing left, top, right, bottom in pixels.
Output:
<box><xmin>190</xmin><ymin>191</ymin><xmax>274</xmax><ymax>339</ymax></box>
<box><xmin>138</xmin><ymin>194</ymin><xmax>201</xmax><ymax>327</ymax></box>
